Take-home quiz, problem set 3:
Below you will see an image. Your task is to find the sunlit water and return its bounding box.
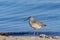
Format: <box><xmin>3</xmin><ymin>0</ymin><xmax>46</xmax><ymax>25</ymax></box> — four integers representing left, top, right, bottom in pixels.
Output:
<box><xmin>0</xmin><ymin>0</ymin><xmax>60</xmax><ymax>36</ymax></box>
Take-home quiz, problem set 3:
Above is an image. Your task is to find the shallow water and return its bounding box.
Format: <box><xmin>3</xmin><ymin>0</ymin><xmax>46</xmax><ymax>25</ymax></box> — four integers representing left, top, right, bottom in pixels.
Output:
<box><xmin>0</xmin><ymin>0</ymin><xmax>60</xmax><ymax>35</ymax></box>
<box><xmin>7</xmin><ymin>32</ymin><xmax>60</xmax><ymax>36</ymax></box>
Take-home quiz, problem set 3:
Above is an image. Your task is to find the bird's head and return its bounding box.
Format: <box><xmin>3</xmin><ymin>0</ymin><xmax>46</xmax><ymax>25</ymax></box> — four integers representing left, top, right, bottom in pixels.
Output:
<box><xmin>28</xmin><ymin>16</ymin><xmax>32</xmax><ymax>19</ymax></box>
<box><xmin>24</xmin><ymin>16</ymin><xmax>32</xmax><ymax>21</ymax></box>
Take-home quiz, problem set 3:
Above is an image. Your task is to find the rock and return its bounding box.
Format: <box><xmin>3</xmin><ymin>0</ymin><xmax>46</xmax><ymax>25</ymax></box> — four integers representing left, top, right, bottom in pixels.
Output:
<box><xmin>0</xmin><ymin>33</ymin><xmax>8</xmax><ymax>36</ymax></box>
<box><xmin>39</xmin><ymin>34</ymin><xmax>58</xmax><ymax>39</ymax></box>
<box><xmin>39</xmin><ymin>34</ymin><xmax>47</xmax><ymax>38</ymax></box>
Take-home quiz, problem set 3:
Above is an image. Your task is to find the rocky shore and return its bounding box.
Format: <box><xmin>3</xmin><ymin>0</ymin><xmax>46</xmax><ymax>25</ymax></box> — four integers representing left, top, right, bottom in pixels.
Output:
<box><xmin>0</xmin><ymin>34</ymin><xmax>60</xmax><ymax>40</ymax></box>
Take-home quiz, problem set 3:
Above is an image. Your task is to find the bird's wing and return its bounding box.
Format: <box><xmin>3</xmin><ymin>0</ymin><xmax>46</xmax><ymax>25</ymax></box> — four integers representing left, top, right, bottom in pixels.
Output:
<box><xmin>33</xmin><ymin>20</ymin><xmax>46</xmax><ymax>26</ymax></box>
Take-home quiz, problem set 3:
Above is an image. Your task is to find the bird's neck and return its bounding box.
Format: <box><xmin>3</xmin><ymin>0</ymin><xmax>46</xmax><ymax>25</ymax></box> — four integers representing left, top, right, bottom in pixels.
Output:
<box><xmin>29</xmin><ymin>18</ymin><xmax>34</xmax><ymax>21</ymax></box>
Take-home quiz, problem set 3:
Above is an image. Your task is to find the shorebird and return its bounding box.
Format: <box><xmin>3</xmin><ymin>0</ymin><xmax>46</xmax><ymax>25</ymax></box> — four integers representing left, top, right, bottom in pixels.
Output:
<box><xmin>25</xmin><ymin>16</ymin><xmax>46</xmax><ymax>35</ymax></box>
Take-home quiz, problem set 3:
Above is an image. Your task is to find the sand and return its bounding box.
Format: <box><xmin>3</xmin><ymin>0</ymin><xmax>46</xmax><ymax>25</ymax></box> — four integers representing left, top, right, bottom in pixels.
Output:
<box><xmin>0</xmin><ymin>35</ymin><xmax>60</xmax><ymax>40</ymax></box>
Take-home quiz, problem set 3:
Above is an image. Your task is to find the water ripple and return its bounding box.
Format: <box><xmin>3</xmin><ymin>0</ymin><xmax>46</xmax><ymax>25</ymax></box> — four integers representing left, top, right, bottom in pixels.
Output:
<box><xmin>0</xmin><ymin>0</ymin><xmax>60</xmax><ymax>32</ymax></box>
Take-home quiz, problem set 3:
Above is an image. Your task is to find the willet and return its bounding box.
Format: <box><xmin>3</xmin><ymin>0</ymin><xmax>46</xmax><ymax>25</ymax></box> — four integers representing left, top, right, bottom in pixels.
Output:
<box><xmin>25</xmin><ymin>16</ymin><xmax>46</xmax><ymax>36</ymax></box>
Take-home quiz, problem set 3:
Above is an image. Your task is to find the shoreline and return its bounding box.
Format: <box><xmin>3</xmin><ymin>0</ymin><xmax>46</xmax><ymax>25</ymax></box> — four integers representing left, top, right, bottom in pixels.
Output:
<box><xmin>0</xmin><ymin>32</ymin><xmax>60</xmax><ymax>36</ymax></box>
<box><xmin>0</xmin><ymin>34</ymin><xmax>60</xmax><ymax>40</ymax></box>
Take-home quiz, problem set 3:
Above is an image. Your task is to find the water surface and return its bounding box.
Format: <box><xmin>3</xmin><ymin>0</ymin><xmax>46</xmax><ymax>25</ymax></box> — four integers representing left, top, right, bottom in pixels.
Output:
<box><xmin>0</xmin><ymin>0</ymin><xmax>60</xmax><ymax>34</ymax></box>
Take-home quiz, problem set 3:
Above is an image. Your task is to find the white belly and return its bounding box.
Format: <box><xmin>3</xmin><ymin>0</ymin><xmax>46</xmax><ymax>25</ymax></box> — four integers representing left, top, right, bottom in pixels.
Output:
<box><xmin>31</xmin><ymin>24</ymin><xmax>42</xmax><ymax>29</ymax></box>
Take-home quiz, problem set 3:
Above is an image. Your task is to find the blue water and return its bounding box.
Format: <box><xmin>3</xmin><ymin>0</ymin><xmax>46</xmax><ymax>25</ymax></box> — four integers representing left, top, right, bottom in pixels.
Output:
<box><xmin>7</xmin><ymin>32</ymin><xmax>60</xmax><ymax>36</ymax></box>
<box><xmin>0</xmin><ymin>0</ymin><xmax>60</xmax><ymax>36</ymax></box>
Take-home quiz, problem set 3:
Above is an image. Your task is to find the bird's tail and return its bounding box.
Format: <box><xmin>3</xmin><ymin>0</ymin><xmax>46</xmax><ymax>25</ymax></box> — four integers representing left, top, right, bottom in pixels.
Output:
<box><xmin>44</xmin><ymin>24</ymin><xmax>47</xmax><ymax>26</ymax></box>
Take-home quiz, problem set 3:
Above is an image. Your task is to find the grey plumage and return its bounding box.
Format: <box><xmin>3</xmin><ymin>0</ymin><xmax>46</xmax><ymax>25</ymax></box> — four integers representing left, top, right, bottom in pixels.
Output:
<box><xmin>26</xmin><ymin>16</ymin><xmax>46</xmax><ymax>35</ymax></box>
<box><xmin>28</xmin><ymin>16</ymin><xmax>46</xmax><ymax>29</ymax></box>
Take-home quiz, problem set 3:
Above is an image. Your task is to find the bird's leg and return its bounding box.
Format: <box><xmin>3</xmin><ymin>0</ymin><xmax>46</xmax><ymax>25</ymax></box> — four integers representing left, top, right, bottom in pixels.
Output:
<box><xmin>34</xmin><ymin>29</ymin><xmax>37</xmax><ymax>36</ymax></box>
<box><xmin>36</xmin><ymin>29</ymin><xmax>38</xmax><ymax>36</ymax></box>
<box><xmin>35</xmin><ymin>29</ymin><xmax>38</xmax><ymax>36</ymax></box>
<box><xmin>34</xmin><ymin>29</ymin><xmax>36</xmax><ymax>36</ymax></box>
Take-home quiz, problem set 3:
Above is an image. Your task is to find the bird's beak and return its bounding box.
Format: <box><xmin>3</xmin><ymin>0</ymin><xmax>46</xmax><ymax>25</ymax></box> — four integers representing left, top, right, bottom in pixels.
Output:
<box><xmin>24</xmin><ymin>17</ymin><xmax>29</xmax><ymax>21</ymax></box>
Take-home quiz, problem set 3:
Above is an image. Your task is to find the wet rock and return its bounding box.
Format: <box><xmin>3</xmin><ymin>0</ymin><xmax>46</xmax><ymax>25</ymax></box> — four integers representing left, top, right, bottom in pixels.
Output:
<box><xmin>39</xmin><ymin>34</ymin><xmax>58</xmax><ymax>39</ymax></box>
<box><xmin>0</xmin><ymin>33</ymin><xmax>8</xmax><ymax>36</ymax></box>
